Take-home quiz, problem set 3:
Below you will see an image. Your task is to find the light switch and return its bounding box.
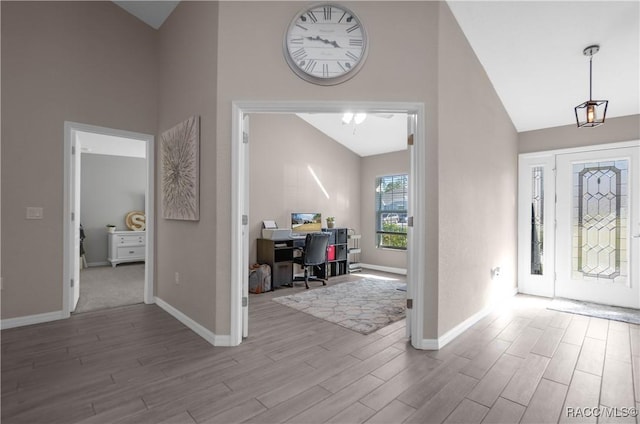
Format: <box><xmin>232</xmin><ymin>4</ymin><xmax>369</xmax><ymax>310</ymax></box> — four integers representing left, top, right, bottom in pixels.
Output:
<box><xmin>26</xmin><ymin>207</ymin><xmax>43</xmax><ymax>220</ymax></box>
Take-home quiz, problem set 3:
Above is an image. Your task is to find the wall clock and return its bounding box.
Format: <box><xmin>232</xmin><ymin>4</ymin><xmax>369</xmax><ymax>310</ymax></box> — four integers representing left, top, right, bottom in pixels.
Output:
<box><xmin>283</xmin><ymin>3</ymin><xmax>368</xmax><ymax>86</ymax></box>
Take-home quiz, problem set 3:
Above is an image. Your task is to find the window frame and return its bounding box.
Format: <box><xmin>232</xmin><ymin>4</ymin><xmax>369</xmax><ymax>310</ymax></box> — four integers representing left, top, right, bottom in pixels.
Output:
<box><xmin>375</xmin><ymin>173</ymin><xmax>408</xmax><ymax>250</ymax></box>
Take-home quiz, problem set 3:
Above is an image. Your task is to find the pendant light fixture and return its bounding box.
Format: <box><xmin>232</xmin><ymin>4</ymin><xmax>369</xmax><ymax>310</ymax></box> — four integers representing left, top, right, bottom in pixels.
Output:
<box><xmin>574</xmin><ymin>44</ymin><xmax>608</xmax><ymax>128</ymax></box>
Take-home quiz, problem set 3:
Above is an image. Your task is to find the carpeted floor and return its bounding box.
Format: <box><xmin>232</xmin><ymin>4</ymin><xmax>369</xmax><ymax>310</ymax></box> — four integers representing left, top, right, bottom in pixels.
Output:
<box><xmin>547</xmin><ymin>297</ymin><xmax>640</xmax><ymax>324</ymax></box>
<box><xmin>272</xmin><ymin>278</ymin><xmax>406</xmax><ymax>334</ymax></box>
<box><xmin>75</xmin><ymin>263</ymin><xmax>144</xmax><ymax>313</ymax></box>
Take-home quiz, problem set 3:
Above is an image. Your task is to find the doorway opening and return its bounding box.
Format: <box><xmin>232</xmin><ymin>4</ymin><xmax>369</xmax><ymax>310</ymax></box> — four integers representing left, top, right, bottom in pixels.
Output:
<box><xmin>518</xmin><ymin>140</ymin><xmax>640</xmax><ymax>308</ymax></box>
<box><xmin>63</xmin><ymin>122</ymin><xmax>155</xmax><ymax>317</ymax></box>
<box><xmin>230</xmin><ymin>101</ymin><xmax>426</xmax><ymax>348</ymax></box>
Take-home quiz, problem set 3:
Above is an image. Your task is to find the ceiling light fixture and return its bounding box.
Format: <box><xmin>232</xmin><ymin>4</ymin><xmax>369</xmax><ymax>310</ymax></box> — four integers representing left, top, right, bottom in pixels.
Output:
<box><xmin>354</xmin><ymin>113</ymin><xmax>367</xmax><ymax>125</ymax></box>
<box><xmin>574</xmin><ymin>45</ymin><xmax>608</xmax><ymax>128</ymax></box>
<box><xmin>342</xmin><ymin>112</ymin><xmax>367</xmax><ymax>125</ymax></box>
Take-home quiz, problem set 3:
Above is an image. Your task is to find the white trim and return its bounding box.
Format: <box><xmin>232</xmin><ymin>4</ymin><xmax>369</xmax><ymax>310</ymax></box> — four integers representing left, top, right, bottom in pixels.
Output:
<box><xmin>407</xmin><ymin>107</ymin><xmax>425</xmax><ymax>349</ymax></box>
<box><xmin>518</xmin><ymin>139</ymin><xmax>640</xmax><ymax>305</ymax></box>
<box><xmin>86</xmin><ymin>261</ymin><xmax>110</xmax><ymax>267</ymax></box>
<box><xmin>154</xmin><ymin>297</ymin><xmax>232</xmax><ymax>347</ymax></box>
<box><xmin>230</xmin><ymin>104</ymin><xmax>244</xmax><ymax>347</ymax></box>
<box><xmin>1</xmin><ymin>310</ymin><xmax>66</xmax><ymax>330</ymax></box>
<box><xmin>63</xmin><ymin>122</ymin><xmax>155</xmax><ymax>317</ymax></box>
<box><xmin>230</xmin><ymin>101</ymin><xmax>426</xmax><ymax>350</ymax></box>
<box><xmin>519</xmin><ymin>140</ymin><xmax>640</xmax><ymax>159</ymax></box>
<box><xmin>143</xmin><ymin>133</ymin><xmax>155</xmax><ymax>305</ymax></box>
<box><xmin>359</xmin><ymin>264</ymin><xmax>407</xmax><ymax>275</ymax></box>
<box><xmin>414</xmin><ymin>288</ymin><xmax>519</xmax><ymax>350</ymax></box>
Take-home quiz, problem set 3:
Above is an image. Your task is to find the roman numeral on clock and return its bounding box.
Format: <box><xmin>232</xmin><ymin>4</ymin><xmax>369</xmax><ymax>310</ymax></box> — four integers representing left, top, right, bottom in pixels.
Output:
<box><xmin>346</xmin><ymin>23</ymin><xmax>360</xmax><ymax>33</ymax></box>
<box><xmin>307</xmin><ymin>11</ymin><xmax>318</xmax><ymax>23</ymax></box>
<box><xmin>305</xmin><ymin>59</ymin><xmax>317</xmax><ymax>73</ymax></box>
<box><xmin>346</xmin><ymin>51</ymin><xmax>359</xmax><ymax>61</ymax></box>
<box><xmin>349</xmin><ymin>39</ymin><xmax>363</xmax><ymax>47</ymax></box>
<box><xmin>292</xmin><ymin>48</ymin><xmax>307</xmax><ymax>61</ymax></box>
<box><xmin>324</xmin><ymin>7</ymin><xmax>331</xmax><ymax>21</ymax></box>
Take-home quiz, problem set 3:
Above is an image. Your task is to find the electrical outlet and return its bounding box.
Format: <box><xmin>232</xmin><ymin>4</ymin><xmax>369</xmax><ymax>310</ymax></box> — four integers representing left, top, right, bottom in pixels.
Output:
<box><xmin>492</xmin><ymin>267</ymin><xmax>502</xmax><ymax>279</ymax></box>
<box><xmin>175</xmin><ymin>272</ymin><xmax>180</xmax><ymax>284</ymax></box>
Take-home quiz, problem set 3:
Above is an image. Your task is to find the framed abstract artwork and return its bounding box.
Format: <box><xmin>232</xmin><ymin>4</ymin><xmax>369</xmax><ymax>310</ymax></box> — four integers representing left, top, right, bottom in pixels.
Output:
<box><xmin>161</xmin><ymin>115</ymin><xmax>200</xmax><ymax>220</ymax></box>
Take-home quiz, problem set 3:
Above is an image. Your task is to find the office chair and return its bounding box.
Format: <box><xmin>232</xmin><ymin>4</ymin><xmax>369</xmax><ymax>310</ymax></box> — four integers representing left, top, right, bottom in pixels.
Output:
<box><xmin>293</xmin><ymin>232</ymin><xmax>331</xmax><ymax>289</ymax></box>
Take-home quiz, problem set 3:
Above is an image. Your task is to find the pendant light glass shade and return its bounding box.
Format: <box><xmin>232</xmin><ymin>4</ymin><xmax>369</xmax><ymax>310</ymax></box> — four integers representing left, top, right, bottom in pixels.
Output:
<box><xmin>575</xmin><ymin>45</ymin><xmax>608</xmax><ymax>128</ymax></box>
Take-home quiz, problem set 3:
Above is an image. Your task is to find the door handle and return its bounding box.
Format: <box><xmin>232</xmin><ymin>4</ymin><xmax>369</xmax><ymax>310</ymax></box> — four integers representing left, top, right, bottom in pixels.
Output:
<box><xmin>633</xmin><ymin>234</ymin><xmax>640</xmax><ymax>238</ymax></box>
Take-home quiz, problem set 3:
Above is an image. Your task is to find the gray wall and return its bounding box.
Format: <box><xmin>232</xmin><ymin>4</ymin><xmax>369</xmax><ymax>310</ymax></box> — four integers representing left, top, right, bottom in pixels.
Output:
<box><xmin>436</xmin><ymin>4</ymin><xmax>519</xmax><ymax>335</ymax></box>
<box><xmin>248</xmin><ymin>114</ymin><xmax>361</xmax><ymax>266</ymax></box>
<box><xmin>214</xmin><ymin>1</ymin><xmax>440</xmax><ymax>336</ymax></box>
<box><xmin>360</xmin><ymin>150</ymin><xmax>410</xmax><ymax>269</ymax></box>
<box><xmin>518</xmin><ymin>114</ymin><xmax>640</xmax><ymax>153</ymax></box>
<box><xmin>80</xmin><ymin>154</ymin><xmax>146</xmax><ymax>265</ymax></box>
<box><xmin>156</xmin><ymin>1</ymin><xmax>219</xmax><ymax>331</ymax></box>
<box><xmin>11</xmin><ymin>1</ymin><xmax>633</xmax><ymax>344</ymax></box>
<box><xmin>1</xmin><ymin>1</ymin><xmax>158</xmax><ymax>319</ymax></box>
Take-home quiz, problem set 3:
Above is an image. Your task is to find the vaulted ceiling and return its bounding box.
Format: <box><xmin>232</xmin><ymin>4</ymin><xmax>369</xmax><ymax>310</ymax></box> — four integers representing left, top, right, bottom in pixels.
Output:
<box><xmin>114</xmin><ymin>1</ymin><xmax>639</xmax><ymax>155</ymax></box>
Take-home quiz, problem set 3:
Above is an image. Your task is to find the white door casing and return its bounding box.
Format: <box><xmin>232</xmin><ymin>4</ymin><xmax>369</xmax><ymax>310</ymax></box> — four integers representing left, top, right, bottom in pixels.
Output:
<box><xmin>518</xmin><ymin>141</ymin><xmax>640</xmax><ymax>308</ymax></box>
<box><xmin>230</xmin><ymin>101</ymin><xmax>426</xmax><ymax>348</ymax></box>
<box><xmin>63</xmin><ymin>122</ymin><xmax>155</xmax><ymax>317</ymax></box>
<box><xmin>242</xmin><ymin>114</ymin><xmax>250</xmax><ymax>339</ymax></box>
<box><xmin>72</xmin><ymin>134</ymin><xmax>81</xmax><ymax>311</ymax></box>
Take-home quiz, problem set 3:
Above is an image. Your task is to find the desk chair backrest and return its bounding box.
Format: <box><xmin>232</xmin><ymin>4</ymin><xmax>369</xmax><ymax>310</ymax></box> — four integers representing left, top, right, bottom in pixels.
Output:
<box><xmin>302</xmin><ymin>232</ymin><xmax>331</xmax><ymax>266</ymax></box>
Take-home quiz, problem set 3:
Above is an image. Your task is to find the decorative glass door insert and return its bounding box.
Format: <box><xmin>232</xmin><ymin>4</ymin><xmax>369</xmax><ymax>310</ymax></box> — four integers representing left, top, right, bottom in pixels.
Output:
<box><xmin>556</xmin><ymin>146</ymin><xmax>638</xmax><ymax>308</ymax></box>
<box><xmin>572</xmin><ymin>160</ymin><xmax>628</xmax><ymax>284</ymax></box>
<box><xmin>531</xmin><ymin>166</ymin><xmax>544</xmax><ymax>275</ymax></box>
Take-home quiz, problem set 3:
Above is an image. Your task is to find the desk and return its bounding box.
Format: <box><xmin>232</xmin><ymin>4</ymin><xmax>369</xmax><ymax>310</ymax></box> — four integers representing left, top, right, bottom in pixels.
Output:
<box><xmin>257</xmin><ymin>228</ymin><xmax>349</xmax><ymax>290</ymax></box>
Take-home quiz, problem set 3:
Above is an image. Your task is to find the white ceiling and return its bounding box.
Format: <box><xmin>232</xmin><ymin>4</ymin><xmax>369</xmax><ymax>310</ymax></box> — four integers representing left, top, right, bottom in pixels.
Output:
<box><xmin>297</xmin><ymin>113</ymin><xmax>407</xmax><ymax>157</ymax></box>
<box><xmin>113</xmin><ymin>0</ymin><xmax>179</xmax><ymax>29</ymax></box>
<box><xmin>447</xmin><ymin>0</ymin><xmax>639</xmax><ymax>132</ymax></box>
<box><xmin>77</xmin><ymin>131</ymin><xmax>147</xmax><ymax>158</ymax></box>
<box><xmin>115</xmin><ymin>1</ymin><xmax>640</xmax><ymax>153</ymax></box>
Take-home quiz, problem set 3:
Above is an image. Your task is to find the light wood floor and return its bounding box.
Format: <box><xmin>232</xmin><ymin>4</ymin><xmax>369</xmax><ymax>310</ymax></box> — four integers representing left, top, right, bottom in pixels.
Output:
<box><xmin>2</xmin><ymin>271</ymin><xmax>639</xmax><ymax>424</ymax></box>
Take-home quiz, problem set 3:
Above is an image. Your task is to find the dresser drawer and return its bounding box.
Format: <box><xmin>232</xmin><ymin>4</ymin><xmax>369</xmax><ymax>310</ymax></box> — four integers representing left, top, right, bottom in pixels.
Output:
<box><xmin>117</xmin><ymin>235</ymin><xmax>144</xmax><ymax>246</ymax></box>
<box><xmin>117</xmin><ymin>246</ymin><xmax>145</xmax><ymax>259</ymax></box>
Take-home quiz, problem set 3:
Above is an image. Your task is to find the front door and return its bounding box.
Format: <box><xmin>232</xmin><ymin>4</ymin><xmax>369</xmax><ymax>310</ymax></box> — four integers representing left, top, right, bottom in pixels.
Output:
<box><xmin>555</xmin><ymin>146</ymin><xmax>639</xmax><ymax>308</ymax></box>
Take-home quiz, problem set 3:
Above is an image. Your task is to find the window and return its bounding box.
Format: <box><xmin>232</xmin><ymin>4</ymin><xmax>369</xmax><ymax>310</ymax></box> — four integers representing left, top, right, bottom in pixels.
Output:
<box><xmin>375</xmin><ymin>174</ymin><xmax>408</xmax><ymax>249</ymax></box>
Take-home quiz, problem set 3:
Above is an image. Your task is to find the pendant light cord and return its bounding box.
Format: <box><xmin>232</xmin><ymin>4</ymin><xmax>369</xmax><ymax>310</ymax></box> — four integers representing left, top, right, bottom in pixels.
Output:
<box><xmin>589</xmin><ymin>56</ymin><xmax>593</xmax><ymax>101</ymax></box>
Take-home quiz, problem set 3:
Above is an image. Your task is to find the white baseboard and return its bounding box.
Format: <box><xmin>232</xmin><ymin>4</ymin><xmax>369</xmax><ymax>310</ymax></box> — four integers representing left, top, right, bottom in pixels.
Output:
<box><xmin>415</xmin><ymin>287</ymin><xmax>519</xmax><ymax>350</ymax></box>
<box><xmin>154</xmin><ymin>297</ymin><xmax>232</xmax><ymax>347</ymax></box>
<box><xmin>1</xmin><ymin>310</ymin><xmax>66</xmax><ymax>330</ymax></box>
<box><xmin>359</xmin><ymin>263</ymin><xmax>407</xmax><ymax>275</ymax></box>
<box><xmin>86</xmin><ymin>261</ymin><xmax>110</xmax><ymax>267</ymax></box>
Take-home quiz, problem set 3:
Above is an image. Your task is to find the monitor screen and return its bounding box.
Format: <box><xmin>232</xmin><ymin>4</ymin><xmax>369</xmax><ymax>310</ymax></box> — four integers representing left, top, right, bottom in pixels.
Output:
<box><xmin>291</xmin><ymin>213</ymin><xmax>322</xmax><ymax>233</ymax></box>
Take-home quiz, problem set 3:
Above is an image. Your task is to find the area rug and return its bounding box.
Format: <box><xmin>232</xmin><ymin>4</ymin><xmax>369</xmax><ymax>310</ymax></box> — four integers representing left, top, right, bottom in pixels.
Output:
<box><xmin>547</xmin><ymin>298</ymin><xmax>640</xmax><ymax>325</ymax></box>
<box><xmin>273</xmin><ymin>278</ymin><xmax>406</xmax><ymax>334</ymax></box>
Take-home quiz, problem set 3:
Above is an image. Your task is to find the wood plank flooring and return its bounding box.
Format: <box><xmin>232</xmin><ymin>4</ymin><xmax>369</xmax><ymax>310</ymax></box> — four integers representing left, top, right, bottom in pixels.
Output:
<box><xmin>2</xmin><ymin>272</ymin><xmax>639</xmax><ymax>424</ymax></box>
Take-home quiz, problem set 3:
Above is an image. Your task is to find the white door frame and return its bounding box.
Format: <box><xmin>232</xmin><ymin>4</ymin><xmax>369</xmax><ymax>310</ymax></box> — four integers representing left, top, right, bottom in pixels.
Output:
<box><xmin>518</xmin><ymin>139</ymin><xmax>640</xmax><ymax>301</ymax></box>
<box><xmin>230</xmin><ymin>101</ymin><xmax>426</xmax><ymax>348</ymax></box>
<box><xmin>63</xmin><ymin>121</ymin><xmax>155</xmax><ymax>317</ymax></box>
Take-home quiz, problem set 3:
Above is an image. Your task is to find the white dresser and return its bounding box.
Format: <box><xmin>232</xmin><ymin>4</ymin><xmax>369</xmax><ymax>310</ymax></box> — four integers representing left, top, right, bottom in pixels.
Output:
<box><xmin>107</xmin><ymin>230</ymin><xmax>146</xmax><ymax>267</ymax></box>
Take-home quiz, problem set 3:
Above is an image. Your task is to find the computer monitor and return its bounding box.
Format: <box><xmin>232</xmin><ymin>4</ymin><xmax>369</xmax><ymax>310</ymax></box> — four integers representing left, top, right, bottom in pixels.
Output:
<box><xmin>291</xmin><ymin>213</ymin><xmax>322</xmax><ymax>233</ymax></box>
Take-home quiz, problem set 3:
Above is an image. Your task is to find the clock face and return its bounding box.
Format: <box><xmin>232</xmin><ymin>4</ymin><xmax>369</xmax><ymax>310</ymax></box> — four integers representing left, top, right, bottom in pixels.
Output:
<box><xmin>284</xmin><ymin>3</ymin><xmax>368</xmax><ymax>85</ymax></box>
